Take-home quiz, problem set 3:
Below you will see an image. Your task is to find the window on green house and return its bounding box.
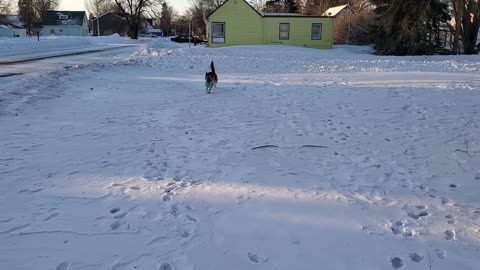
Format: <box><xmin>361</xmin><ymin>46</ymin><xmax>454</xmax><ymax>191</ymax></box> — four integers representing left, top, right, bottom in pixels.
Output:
<box><xmin>212</xmin><ymin>22</ymin><xmax>225</xmax><ymax>43</ymax></box>
<box><xmin>279</xmin><ymin>23</ymin><xmax>289</xmax><ymax>40</ymax></box>
<box><xmin>312</xmin><ymin>23</ymin><xmax>322</xmax><ymax>40</ymax></box>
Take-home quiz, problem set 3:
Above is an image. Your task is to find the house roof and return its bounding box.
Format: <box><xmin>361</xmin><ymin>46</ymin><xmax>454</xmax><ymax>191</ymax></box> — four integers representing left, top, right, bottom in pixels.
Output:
<box><xmin>262</xmin><ymin>12</ymin><xmax>301</xmax><ymax>17</ymax></box>
<box><xmin>321</xmin><ymin>4</ymin><xmax>352</xmax><ymax>17</ymax></box>
<box><xmin>208</xmin><ymin>0</ymin><xmax>330</xmax><ymax>19</ymax></box>
<box><xmin>208</xmin><ymin>0</ymin><xmax>262</xmax><ymax>19</ymax></box>
<box><xmin>91</xmin><ymin>12</ymin><xmax>128</xmax><ymax>21</ymax></box>
<box><xmin>0</xmin><ymin>20</ymin><xmax>25</xmax><ymax>29</ymax></box>
<box><xmin>42</xmin><ymin>10</ymin><xmax>86</xmax><ymax>26</ymax></box>
<box><xmin>5</xmin><ymin>15</ymin><xmax>22</xmax><ymax>26</ymax></box>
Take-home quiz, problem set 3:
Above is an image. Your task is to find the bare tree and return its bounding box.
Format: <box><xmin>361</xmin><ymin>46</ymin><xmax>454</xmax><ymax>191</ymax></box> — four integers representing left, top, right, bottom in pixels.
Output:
<box><xmin>85</xmin><ymin>0</ymin><xmax>119</xmax><ymax>17</ymax></box>
<box><xmin>450</xmin><ymin>0</ymin><xmax>480</xmax><ymax>54</ymax></box>
<box><xmin>159</xmin><ymin>2</ymin><xmax>172</xmax><ymax>35</ymax></box>
<box><xmin>18</xmin><ymin>0</ymin><xmax>58</xmax><ymax>35</ymax></box>
<box><xmin>35</xmin><ymin>0</ymin><xmax>59</xmax><ymax>18</ymax></box>
<box><xmin>0</xmin><ymin>0</ymin><xmax>12</xmax><ymax>19</ymax></box>
<box><xmin>451</xmin><ymin>0</ymin><xmax>465</xmax><ymax>54</ymax></box>
<box><xmin>187</xmin><ymin>0</ymin><xmax>225</xmax><ymax>39</ymax></box>
<box><xmin>112</xmin><ymin>0</ymin><xmax>164</xmax><ymax>39</ymax></box>
<box><xmin>249</xmin><ymin>0</ymin><xmax>266</xmax><ymax>10</ymax></box>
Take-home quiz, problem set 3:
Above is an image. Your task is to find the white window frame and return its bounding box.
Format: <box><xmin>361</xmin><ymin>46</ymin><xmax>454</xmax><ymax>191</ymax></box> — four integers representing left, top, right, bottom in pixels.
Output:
<box><xmin>211</xmin><ymin>22</ymin><xmax>225</xmax><ymax>44</ymax></box>
<box><xmin>311</xmin><ymin>23</ymin><xmax>322</xmax><ymax>40</ymax></box>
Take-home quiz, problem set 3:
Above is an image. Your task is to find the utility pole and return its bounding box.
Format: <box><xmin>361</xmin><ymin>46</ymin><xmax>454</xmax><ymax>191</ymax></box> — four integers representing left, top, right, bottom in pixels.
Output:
<box><xmin>96</xmin><ymin>16</ymin><xmax>100</xmax><ymax>36</ymax></box>
<box><xmin>188</xmin><ymin>19</ymin><xmax>192</xmax><ymax>48</ymax></box>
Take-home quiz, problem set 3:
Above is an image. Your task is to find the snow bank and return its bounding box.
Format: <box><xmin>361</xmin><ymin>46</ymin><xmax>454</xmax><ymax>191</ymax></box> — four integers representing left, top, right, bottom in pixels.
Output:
<box><xmin>130</xmin><ymin>41</ymin><xmax>480</xmax><ymax>74</ymax></box>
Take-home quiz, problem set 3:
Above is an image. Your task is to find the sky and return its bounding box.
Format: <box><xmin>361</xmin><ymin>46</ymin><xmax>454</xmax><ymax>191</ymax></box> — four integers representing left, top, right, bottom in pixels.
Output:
<box><xmin>59</xmin><ymin>0</ymin><xmax>190</xmax><ymax>14</ymax></box>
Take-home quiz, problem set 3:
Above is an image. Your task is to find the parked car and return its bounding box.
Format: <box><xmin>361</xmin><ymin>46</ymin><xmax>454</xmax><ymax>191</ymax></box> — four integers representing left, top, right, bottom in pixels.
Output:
<box><xmin>170</xmin><ymin>35</ymin><xmax>205</xmax><ymax>45</ymax></box>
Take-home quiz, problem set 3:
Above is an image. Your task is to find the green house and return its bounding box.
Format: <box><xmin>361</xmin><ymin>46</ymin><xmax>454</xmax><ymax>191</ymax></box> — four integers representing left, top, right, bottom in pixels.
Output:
<box><xmin>207</xmin><ymin>0</ymin><xmax>334</xmax><ymax>49</ymax></box>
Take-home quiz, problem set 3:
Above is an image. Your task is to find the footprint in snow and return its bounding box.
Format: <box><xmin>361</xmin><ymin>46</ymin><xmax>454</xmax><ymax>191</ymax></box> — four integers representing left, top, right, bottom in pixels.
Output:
<box><xmin>159</xmin><ymin>262</ymin><xmax>173</xmax><ymax>270</ymax></box>
<box><xmin>180</xmin><ymin>231</ymin><xmax>191</xmax><ymax>238</ymax></box>
<box><xmin>186</xmin><ymin>215</ymin><xmax>198</xmax><ymax>222</ymax></box>
<box><xmin>170</xmin><ymin>204</ymin><xmax>182</xmax><ymax>217</ymax></box>
<box><xmin>113</xmin><ymin>212</ymin><xmax>128</xmax><ymax>219</ymax></box>
<box><xmin>110</xmin><ymin>208</ymin><xmax>120</xmax><ymax>214</ymax></box>
<box><xmin>390</xmin><ymin>257</ymin><xmax>404</xmax><ymax>269</ymax></box>
<box><xmin>56</xmin><ymin>262</ymin><xmax>70</xmax><ymax>270</ymax></box>
<box><xmin>444</xmin><ymin>230</ymin><xmax>456</xmax><ymax>240</ymax></box>
<box><xmin>440</xmin><ymin>197</ymin><xmax>450</xmax><ymax>205</ymax></box>
<box><xmin>408</xmin><ymin>253</ymin><xmax>424</xmax><ymax>262</ymax></box>
<box><xmin>408</xmin><ymin>208</ymin><xmax>429</xmax><ymax>220</ymax></box>
<box><xmin>110</xmin><ymin>220</ymin><xmax>122</xmax><ymax>230</ymax></box>
<box><xmin>435</xmin><ymin>248</ymin><xmax>447</xmax><ymax>258</ymax></box>
<box><xmin>162</xmin><ymin>192</ymin><xmax>172</xmax><ymax>201</ymax></box>
<box><xmin>445</xmin><ymin>214</ymin><xmax>456</xmax><ymax>224</ymax></box>
<box><xmin>248</xmin><ymin>253</ymin><xmax>267</xmax><ymax>264</ymax></box>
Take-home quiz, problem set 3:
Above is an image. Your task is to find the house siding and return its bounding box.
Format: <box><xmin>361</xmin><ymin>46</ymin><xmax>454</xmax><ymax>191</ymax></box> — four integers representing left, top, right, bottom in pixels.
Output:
<box><xmin>14</xmin><ymin>28</ymin><xmax>27</xmax><ymax>37</ymax></box>
<box><xmin>0</xmin><ymin>28</ymin><xmax>14</xmax><ymax>37</ymax></box>
<box><xmin>93</xmin><ymin>13</ymin><xmax>129</xmax><ymax>36</ymax></box>
<box><xmin>208</xmin><ymin>0</ymin><xmax>263</xmax><ymax>47</ymax></box>
<box><xmin>263</xmin><ymin>17</ymin><xmax>333</xmax><ymax>49</ymax></box>
<box><xmin>41</xmin><ymin>25</ymin><xmax>88</xmax><ymax>36</ymax></box>
<box><xmin>41</xmin><ymin>16</ymin><xmax>89</xmax><ymax>36</ymax></box>
<box><xmin>0</xmin><ymin>28</ymin><xmax>26</xmax><ymax>37</ymax></box>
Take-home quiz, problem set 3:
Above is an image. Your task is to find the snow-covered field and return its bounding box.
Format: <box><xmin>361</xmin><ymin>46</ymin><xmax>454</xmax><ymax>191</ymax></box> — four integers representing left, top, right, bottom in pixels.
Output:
<box><xmin>1</xmin><ymin>39</ymin><xmax>480</xmax><ymax>270</ymax></box>
<box><xmin>0</xmin><ymin>34</ymin><xmax>139</xmax><ymax>63</ymax></box>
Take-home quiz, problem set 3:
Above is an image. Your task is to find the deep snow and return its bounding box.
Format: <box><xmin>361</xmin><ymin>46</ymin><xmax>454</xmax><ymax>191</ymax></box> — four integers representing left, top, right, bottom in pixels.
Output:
<box><xmin>0</xmin><ymin>39</ymin><xmax>479</xmax><ymax>270</ymax></box>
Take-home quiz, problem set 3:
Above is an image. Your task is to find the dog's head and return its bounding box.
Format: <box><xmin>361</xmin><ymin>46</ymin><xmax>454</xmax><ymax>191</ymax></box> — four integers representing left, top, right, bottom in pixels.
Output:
<box><xmin>205</xmin><ymin>72</ymin><xmax>214</xmax><ymax>83</ymax></box>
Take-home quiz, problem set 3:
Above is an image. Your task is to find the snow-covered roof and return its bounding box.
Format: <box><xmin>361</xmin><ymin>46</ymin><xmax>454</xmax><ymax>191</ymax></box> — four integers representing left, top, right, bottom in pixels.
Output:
<box><xmin>0</xmin><ymin>21</ymin><xmax>25</xmax><ymax>29</ymax></box>
<box><xmin>5</xmin><ymin>15</ymin><xmax>22</xmax><ymax>26</ymax></box>
<box><xmin>42</xmin><ymin>10</ymin><xmax>86</xmax><ymax>26</ymax></box>
<box><xmin>322</xmin><ymin>4</ymin><xmax>351</xmax><ymax>17</ymax></box>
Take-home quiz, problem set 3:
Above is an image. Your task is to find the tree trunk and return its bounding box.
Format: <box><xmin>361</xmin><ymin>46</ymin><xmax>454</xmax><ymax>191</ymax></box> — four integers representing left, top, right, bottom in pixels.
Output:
<box><xmin>451</xmin><ymin>0</ymin><xmax>463</xmax><ymax>54</ymax></box>
<box><xmin>462</xmin><ymin>1</ymin><xmax>480</xmax><ymax>54</ymax></box>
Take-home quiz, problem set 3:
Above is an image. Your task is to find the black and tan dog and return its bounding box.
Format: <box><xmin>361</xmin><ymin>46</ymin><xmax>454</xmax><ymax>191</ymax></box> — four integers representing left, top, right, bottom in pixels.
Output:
<box><xmin>205</xmin><ymin>61</ymin><xmax>218</xmax><ymax>94</ymax></box>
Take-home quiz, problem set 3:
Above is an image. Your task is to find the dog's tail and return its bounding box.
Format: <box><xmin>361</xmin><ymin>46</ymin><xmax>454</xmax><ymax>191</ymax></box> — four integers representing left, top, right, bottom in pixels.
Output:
<box><xmin>210</xmin><ymin>61</ymin><xmax>216</xmax><ymax>74</ymax></box>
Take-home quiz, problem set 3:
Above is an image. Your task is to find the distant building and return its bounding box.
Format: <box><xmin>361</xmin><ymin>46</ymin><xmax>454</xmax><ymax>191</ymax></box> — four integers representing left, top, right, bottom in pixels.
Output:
<box><xmin>41</xmin><ymin>11</ymin><xmax>89</xmax><ymax>36</ymax></box>
<box><xmin>92</xmin><ymin>12</ymin><xmax>129</xmax><ymax>37</ymax></box>
<box><xmin>0</xmin><ymin>21</ymin><xmax>27</xmax><ymax>37</ymax></box>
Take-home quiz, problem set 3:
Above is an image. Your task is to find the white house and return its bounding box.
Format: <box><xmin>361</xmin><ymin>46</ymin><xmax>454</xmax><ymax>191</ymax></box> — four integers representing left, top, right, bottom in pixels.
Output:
<box><xmin>41</xmin><ymin>10</ymin><xmax>89</xmax><ymax>36</ymax></box>
<box><xmin>0</xmin><ymin>21</ymin><xmax>27</xmax><ymax>37</ymax></box>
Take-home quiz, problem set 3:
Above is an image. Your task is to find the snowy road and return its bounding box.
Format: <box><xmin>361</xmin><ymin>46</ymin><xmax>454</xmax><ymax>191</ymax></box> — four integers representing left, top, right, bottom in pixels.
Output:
<box><xmin>1</xmin><ymin>43</ymin><xmax>480</xmax><ymax>270</ymax></box>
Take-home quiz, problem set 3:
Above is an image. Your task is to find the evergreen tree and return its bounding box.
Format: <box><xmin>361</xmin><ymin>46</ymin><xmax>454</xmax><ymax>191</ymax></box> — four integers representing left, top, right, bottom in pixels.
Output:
<box><xmin>370</xmin><ymin>0</ymin><xmax>450</xmax><ymax>55</ymax></box>
<box><xmin>160</xmin><ymin>2</ymin><xmax>172</xmax><ymax>36</ymax></box>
